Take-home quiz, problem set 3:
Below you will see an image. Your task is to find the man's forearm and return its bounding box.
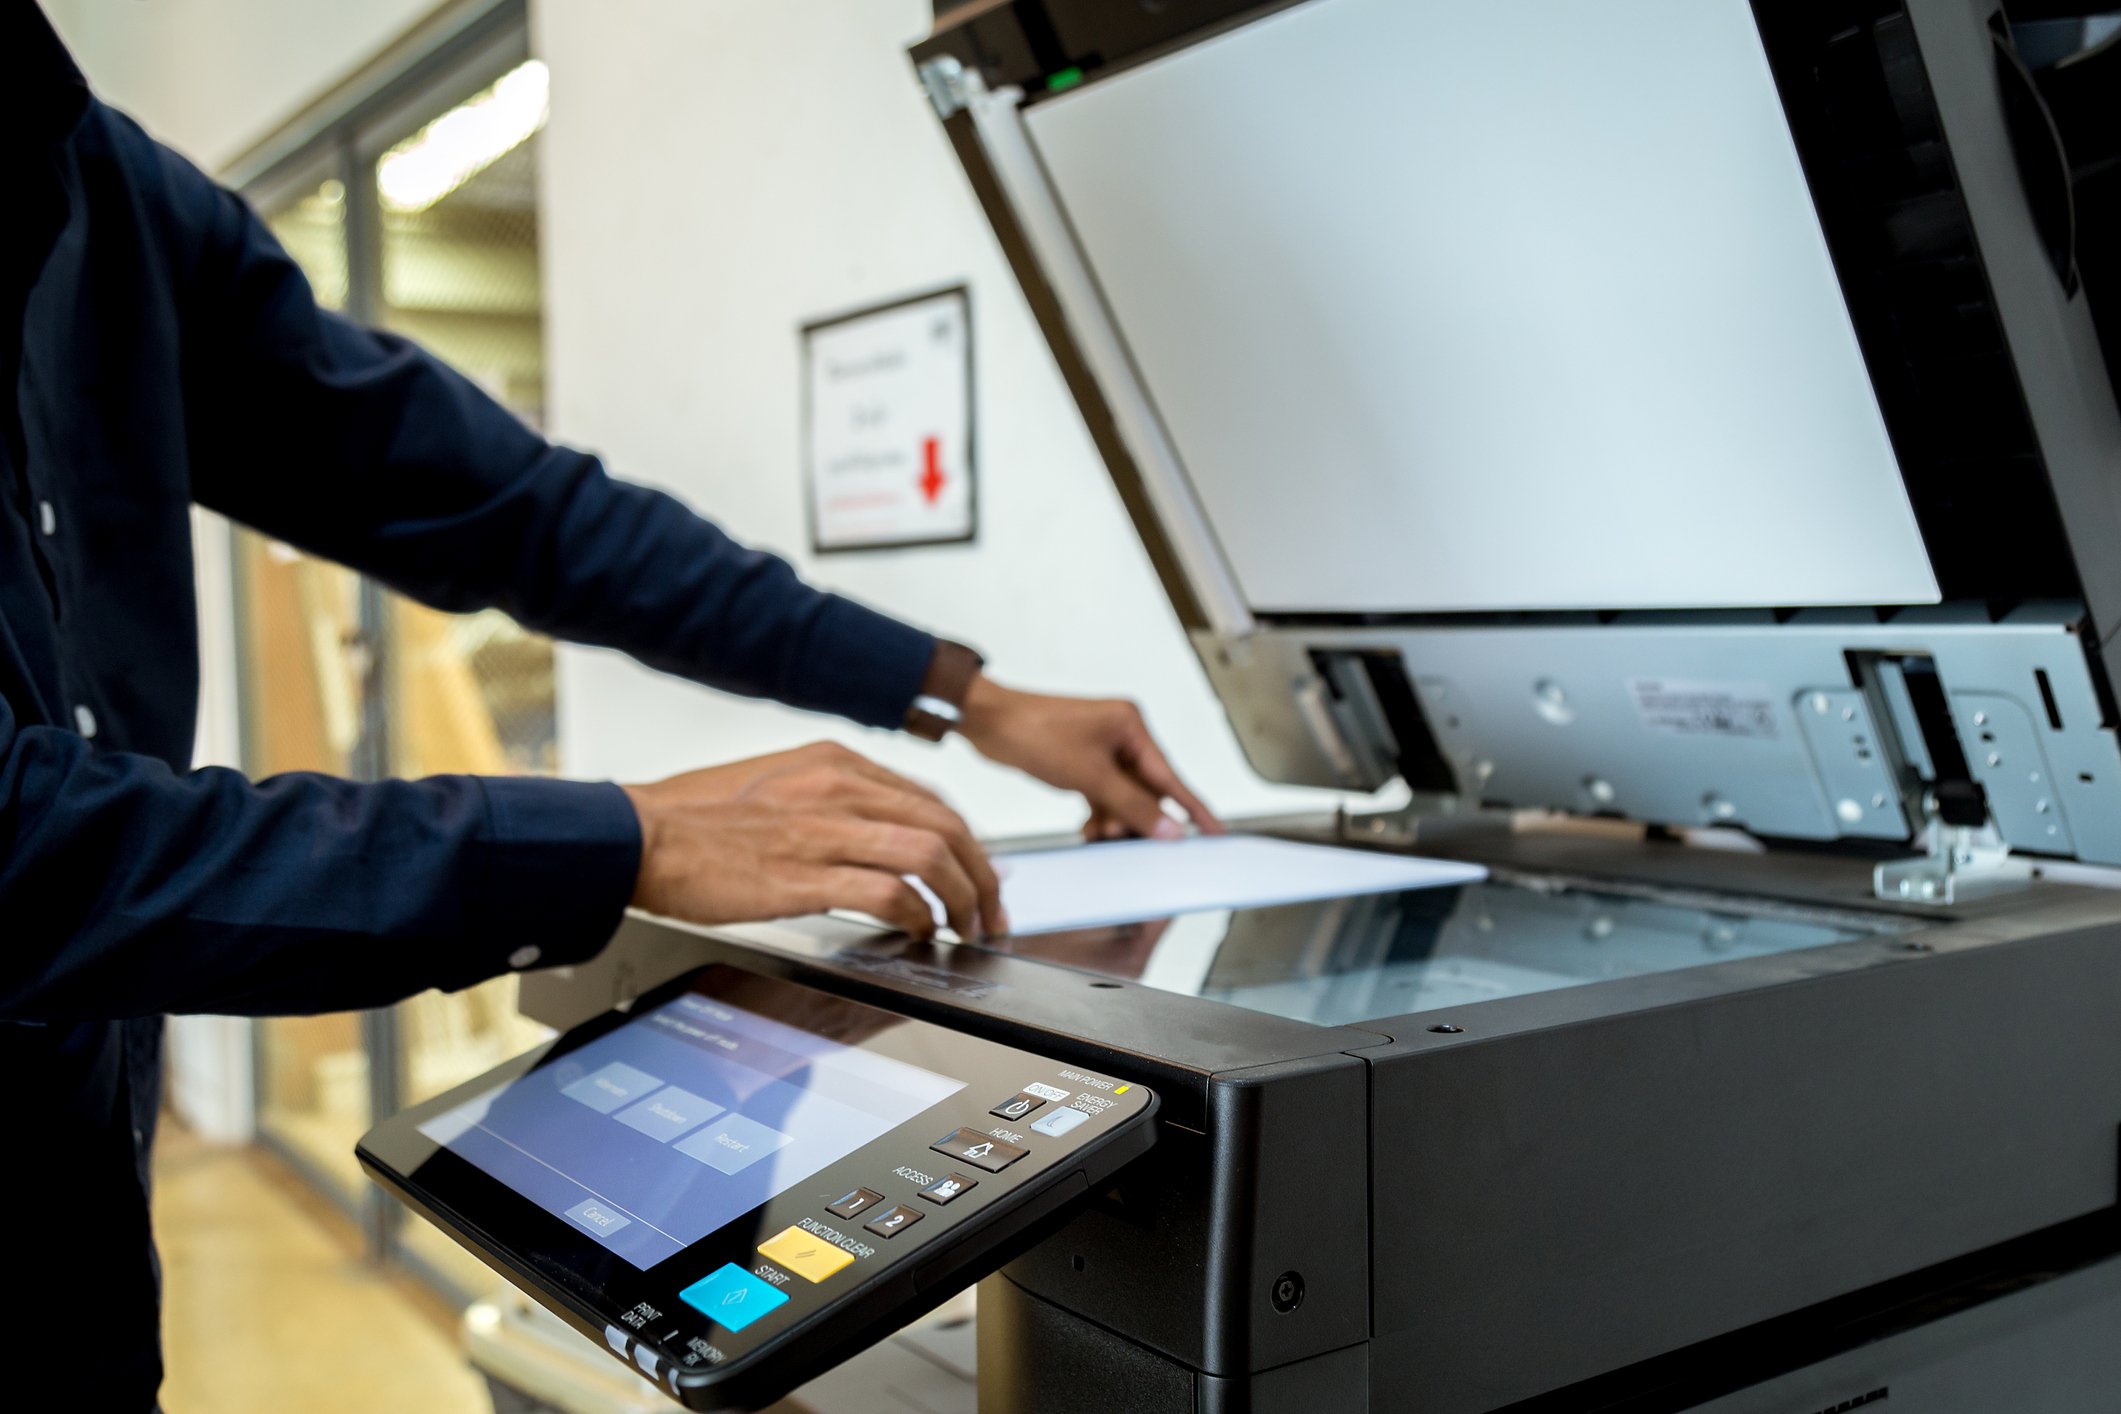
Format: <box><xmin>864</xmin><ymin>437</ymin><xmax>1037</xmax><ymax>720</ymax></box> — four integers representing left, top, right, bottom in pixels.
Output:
<box><xmin>0</xmin><ymin>695</ymin><xmax>639</xmax><ymax>1021</ymax></box>
<box><xmin>165</xmin><ymin>140</ymin><xmax>936</xmax><ymax>733</ymax></box>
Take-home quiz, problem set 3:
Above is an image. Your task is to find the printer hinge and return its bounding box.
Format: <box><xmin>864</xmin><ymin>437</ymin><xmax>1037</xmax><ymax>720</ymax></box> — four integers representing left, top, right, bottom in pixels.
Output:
<box><xmin>1308</xmin><ymin>648</ymin><xmax>1464</xmax><ymax>803</ymax></box>
<box><xmin>1852</xmin><ymin>652</ymin><xmax>2035</xmax><ymax>903</ymax></box>
<box><xmin>917</xmin><ymin>55</ymin><xmax>977</xmax><ymax>118</ymax></box>
<box><xmin>1872</xmin><ymin>816</ymin><xmax>2032</xmax><ymax>904</ymax></box>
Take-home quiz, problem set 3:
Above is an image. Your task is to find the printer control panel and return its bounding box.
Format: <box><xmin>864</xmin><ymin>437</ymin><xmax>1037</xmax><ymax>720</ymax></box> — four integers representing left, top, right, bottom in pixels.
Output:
<box><xmin>642</xmin><ymin>1062</ymin><xmax>1148</xmax><ymax>1383</ymax></box>
<box><xmin>359</xmin><ymin>966</ymin><xmax>1156</xmax><ymax>1410</ymax></box>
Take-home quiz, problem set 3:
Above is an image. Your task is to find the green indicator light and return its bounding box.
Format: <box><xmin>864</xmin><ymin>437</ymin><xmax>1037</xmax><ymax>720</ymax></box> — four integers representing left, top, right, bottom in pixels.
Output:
<box><xmin>1046</xmin><ymin>66</ymin><xmax>1086</xmax><ymax>93</ymax></box>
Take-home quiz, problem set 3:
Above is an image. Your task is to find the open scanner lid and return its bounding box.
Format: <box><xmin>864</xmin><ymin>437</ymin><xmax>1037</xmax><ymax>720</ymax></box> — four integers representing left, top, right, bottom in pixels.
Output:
<box><xmin>913</xmin><ymin>0</ymin><xmax>2121</xmax><ymax>867</ymax></box>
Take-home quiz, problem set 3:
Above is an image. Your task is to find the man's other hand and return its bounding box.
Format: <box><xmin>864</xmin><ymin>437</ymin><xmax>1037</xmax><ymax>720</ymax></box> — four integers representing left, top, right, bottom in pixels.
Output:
<box><xmin>958</xmin><ymin>677</ymin><xmax>1223</xmax><ymax>841</ymax></box>
<box><xmin>622</xmin><ymin>742</ymin><xmax>1004</xmax><ymax>939</ymax></box>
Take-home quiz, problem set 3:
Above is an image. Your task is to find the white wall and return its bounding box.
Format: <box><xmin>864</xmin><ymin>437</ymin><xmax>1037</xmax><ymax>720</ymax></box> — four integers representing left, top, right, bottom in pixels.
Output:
<box><xmin>535</xmin><ymin>0</ymin><xmax>1360</xmax><ymax>835</ymax></box>
<box><xmin>41</xmin><ymin>0</ymin><xmax>439</xmax><ymax>172</ymax></box>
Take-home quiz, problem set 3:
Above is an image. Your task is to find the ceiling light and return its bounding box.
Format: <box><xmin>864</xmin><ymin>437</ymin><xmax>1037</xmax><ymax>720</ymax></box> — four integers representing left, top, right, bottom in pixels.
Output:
<box><xmin>378</xmin><ymin>58</ymin><xmax>549</xmax><ymax>215</ymax></box>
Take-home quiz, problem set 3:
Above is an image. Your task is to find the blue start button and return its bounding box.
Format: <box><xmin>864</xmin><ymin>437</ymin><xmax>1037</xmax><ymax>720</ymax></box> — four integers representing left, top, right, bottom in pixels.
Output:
<box><xmin>679</xmin><ymin>1263</ymin><xmax>789</xmax><ymax>1333</ymax></box>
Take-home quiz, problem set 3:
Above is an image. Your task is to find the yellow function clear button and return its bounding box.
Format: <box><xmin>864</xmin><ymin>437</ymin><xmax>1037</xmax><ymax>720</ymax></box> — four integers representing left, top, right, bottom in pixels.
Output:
<box><xmin>759</xmin><ymin>1226</ymin><xmax>855</xmax><ymax>1283</ymax></box>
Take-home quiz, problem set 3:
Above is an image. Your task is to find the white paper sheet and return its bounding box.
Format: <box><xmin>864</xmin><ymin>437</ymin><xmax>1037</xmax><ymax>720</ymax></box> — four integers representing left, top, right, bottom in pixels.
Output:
<box><xmin>992</xmin><ymin>835</ymin><xmax>1488</xmax><ymax>937</ymax></box>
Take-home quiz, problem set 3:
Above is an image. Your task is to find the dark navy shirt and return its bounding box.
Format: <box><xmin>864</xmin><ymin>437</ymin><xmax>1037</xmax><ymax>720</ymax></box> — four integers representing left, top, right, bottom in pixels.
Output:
<box><xmin>3</xmin><ymin>8</ymin><xmax>934</xmax><ymax>1403</ymax></box>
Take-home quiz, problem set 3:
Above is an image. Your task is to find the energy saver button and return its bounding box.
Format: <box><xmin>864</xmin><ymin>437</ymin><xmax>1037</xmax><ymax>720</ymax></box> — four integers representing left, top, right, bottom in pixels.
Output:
<box><xmin>1031</xmin><ymin>1107</ymin><xmax>1089</xmax><ymax>1138</ymax></box>
<box><xmin>930</xmin><ymin>1127</ymin><xmax>1029</xmax><ymax>1173</ymax></box>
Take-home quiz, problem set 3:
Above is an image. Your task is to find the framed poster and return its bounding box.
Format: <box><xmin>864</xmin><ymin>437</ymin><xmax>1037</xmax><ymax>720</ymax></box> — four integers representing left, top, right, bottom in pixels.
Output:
<box><xmin>803</xmin><ymin>285</ymin><xmax>976</xmax><ymax>552</ymax></box>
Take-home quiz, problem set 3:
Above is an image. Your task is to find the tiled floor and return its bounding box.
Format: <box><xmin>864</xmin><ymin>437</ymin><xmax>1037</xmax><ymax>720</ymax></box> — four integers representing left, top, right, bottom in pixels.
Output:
<box><xmin>148</xmin><ymin>1123</ymin><xmax>970</xmax><ymax>1414</ymax></box>
<box><xmin>152</xmin><ymin>1123</ymin><xmax>490</xmax><ymax>1414</ymax></box>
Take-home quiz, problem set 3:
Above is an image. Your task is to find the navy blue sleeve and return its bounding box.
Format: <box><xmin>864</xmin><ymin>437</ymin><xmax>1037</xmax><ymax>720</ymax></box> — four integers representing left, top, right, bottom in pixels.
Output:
<box><xmin>0</xmin><ymin>692</ymin><xmax>641</xmax><ymax>1022</ymax></box>
<box><xmin>134</xmin><ymin>116</ymin><xmax>935</xmax><ymax>730</ymax></box>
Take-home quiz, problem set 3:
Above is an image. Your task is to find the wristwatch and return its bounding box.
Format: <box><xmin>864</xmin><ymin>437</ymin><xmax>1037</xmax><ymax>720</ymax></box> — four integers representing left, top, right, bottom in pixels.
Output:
<box><xmin>904</xmin><ymin>640</ymin><xmax>984</xmax><ymax>741</ymax></box>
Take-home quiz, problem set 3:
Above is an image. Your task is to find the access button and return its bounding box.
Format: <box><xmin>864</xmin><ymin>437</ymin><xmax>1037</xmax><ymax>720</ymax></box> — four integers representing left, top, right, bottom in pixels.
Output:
<box><xmin>919</xmin><ymin>1172</ymin><xmax>977</xmax><ymax>1205</ymax></box>
<box><xmin>988</xmin><ymin>1092</ymin><xmax>1046</xmax><ymax>1123</ymax></box>
<box><xmin>1031</xmin><ymin>1107</ymin><xmax>1090</xmax><ymax>1138</ymax></box>
<box><xmin>826</xmin><ymin>1186</ymin><xmax>885</xmax><ymax>1221</ymax></box>
<box><xmin>759</xmin><ymin>1225</ymin><xmax>856</xmax><ymax>1282</ymax></box>
<box><xmin>863</xmin><ymin>1204</ymin><xmax>925</xmax><ymax>1239</ymax></box>
<box><xmin>930</xmin><ymin>1127</ymin><xmax>1029</xmax><ymax>1173</ymax></box>
<box><xmin>678</xmin><ymin>1263</ymin><xmax>789</xmax><ymax>1333</ymax></box>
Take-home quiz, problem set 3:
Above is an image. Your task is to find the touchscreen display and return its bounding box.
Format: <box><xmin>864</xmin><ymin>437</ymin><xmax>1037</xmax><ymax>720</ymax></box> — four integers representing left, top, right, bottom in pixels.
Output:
<box><xmin>417</xmin><ymin>989</ymin><xmax>964</xmax><ymax>1268</ymax></box>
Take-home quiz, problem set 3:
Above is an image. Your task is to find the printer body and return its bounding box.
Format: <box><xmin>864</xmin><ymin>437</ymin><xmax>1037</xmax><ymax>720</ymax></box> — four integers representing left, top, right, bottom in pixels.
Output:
<box><xmin>526</xmin><ymin>1</ymin><xmax>2121</xmax><ymax>1408</ymax></box>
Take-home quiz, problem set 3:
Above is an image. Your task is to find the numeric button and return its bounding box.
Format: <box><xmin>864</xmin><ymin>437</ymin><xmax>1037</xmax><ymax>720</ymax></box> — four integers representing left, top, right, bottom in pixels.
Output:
<box><xmin>826</xmin><ymin>1187</ymin><xmax>885</xmax><ymax>1220</ymax></box>
<box><xmin>863</xmin><ymin>1204</ymin><xmax>925</xmax><ymax>1240</ymax></box>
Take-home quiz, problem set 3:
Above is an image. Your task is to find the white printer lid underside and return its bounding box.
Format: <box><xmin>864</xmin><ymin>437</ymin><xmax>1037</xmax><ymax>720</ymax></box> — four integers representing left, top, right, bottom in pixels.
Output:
<box><xmin>1022</xmin><ymin>0</ymin><xmax>1941</xmax><ymax>614</ymax></box>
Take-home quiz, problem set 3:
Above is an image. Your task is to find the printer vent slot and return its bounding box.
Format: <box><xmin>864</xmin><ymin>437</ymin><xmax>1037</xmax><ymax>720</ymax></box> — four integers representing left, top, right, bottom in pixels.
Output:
<box><xmin>2034</xmin><ymin>667</ymin><xmax>2063</xmax><ymax>731</ymax></box>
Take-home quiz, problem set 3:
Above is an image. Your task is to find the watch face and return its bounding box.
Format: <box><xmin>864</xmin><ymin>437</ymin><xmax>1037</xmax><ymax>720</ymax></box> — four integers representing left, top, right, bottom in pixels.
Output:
<box><xmin>903</xmin><ymin>704</ymin><xmax>954</xmax><ymax>742</ymax></box>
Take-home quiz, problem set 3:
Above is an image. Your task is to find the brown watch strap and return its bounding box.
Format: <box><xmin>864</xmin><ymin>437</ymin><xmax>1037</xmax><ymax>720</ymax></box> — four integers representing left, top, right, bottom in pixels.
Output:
<box><xmin>904</xmin><ymin>640</ymin><xmax>984</xmax><ymax>741</ymax></box>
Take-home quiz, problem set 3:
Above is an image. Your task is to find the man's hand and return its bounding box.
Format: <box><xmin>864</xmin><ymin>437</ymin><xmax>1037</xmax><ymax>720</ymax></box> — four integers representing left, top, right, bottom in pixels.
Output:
<box><xmin>622</xmin><ymin>742</ymin><xmax>1004</xmax><ymax>939</ymax></box>
<box><xmin>958</xmin><ymin>676</ymin><xmax>1222</xmax><ymax>841</ymax></box>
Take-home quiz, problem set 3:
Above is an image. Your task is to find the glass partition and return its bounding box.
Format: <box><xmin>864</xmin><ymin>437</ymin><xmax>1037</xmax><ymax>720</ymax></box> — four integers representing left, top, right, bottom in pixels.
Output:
<box><xmin>373</xmin><ymin>66</ymin><xmax>557</xmax><ymax>1108</ymax></box>
<box><xmin>243</xmin><ymin>179</ymin><xmax>376</xmax><ymax>1210</ymax></box>
<box><xmin>233</xmin><ymin>23</ymin><xmax>560</xmax><ymax>1296</ymax></box>
<box><xmin>371</xmin><ymin>64</ymin><xmax>559</xmax><ymax>1295</ymax></box>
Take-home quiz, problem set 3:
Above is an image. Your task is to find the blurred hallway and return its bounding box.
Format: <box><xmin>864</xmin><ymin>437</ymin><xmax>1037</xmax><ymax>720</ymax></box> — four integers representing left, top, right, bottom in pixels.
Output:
<box><xmin>153</xmin><ymin>1125</ymin><xmax>488</xmax><ymax>1414</ymax></box>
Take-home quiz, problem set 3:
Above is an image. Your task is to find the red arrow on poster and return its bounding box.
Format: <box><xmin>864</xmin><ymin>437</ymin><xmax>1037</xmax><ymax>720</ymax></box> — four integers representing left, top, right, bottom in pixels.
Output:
<box><xmin>919</xmin><ymin>436</ymin><xmax>946</xmax><ymax>505</ymax></box>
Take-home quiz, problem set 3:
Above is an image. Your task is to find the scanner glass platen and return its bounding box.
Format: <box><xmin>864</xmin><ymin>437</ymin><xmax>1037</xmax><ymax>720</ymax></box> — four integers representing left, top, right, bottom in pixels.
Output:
<box><xmin>977</xmin><ymin>871</ymin><xmax>1905</xmax><ymax>1029</ymax></box>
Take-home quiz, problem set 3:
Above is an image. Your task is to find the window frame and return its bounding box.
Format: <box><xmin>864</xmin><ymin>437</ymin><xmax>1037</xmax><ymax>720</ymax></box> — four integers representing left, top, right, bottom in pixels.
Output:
<box><xmin>229</xmin><ymin>0</ymin><xmax>536</xmax><ymax>1302</ymax></box>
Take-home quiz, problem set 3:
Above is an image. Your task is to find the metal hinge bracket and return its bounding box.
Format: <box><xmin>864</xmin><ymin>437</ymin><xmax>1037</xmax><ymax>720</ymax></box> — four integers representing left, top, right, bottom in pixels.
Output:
<box><xmin>917</xmin><ymin>56</ymin><xmax>976</xmax><ymax>118</ymax></box>
<box><xmin>1873</xmin><ymin>816</ymin><xmax>2033</xmax><ymax>904</ymax></box>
